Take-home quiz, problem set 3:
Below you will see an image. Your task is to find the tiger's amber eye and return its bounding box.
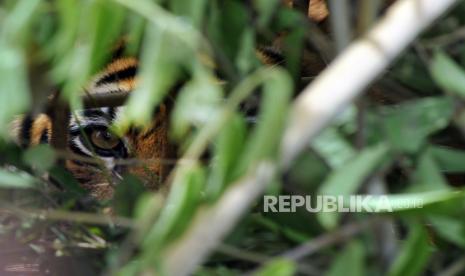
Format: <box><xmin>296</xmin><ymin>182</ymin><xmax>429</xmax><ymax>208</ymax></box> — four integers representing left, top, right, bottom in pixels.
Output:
<box><xmin>90</xmin><ymin>129</ymin><xmax>120</xmax><ymax>150</ymax></box>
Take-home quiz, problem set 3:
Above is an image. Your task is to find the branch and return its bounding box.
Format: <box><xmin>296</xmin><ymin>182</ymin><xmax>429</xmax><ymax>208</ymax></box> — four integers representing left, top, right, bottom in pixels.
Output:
<box><xmin>158</xmin><ymin>0</ymin><xmax>459</xmax><ymax>275</ymax></box>
<box><xmin>281</xmin><ymin>0</ymin><xmax>458</xmax><ymax>167</ymax></box>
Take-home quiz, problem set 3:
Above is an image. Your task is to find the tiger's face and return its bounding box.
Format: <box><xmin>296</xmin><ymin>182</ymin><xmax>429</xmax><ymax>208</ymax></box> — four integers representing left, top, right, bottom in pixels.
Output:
<box><xmin>14</xmin><ymin>57</ymin><xmax>172</xmax><ymax>200</ymax></box>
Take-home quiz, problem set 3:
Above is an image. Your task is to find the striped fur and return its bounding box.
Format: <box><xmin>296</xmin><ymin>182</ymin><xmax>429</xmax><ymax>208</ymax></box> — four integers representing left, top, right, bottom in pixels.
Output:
<box><xmin>14</xmin><ymin>48</ymin><xmax>288</xmax><ymax>200</ymax></box>
<box><xmin>16</xmin><ymin>57</ymin><xmax>170</xmax><ymax>199</ymax></box>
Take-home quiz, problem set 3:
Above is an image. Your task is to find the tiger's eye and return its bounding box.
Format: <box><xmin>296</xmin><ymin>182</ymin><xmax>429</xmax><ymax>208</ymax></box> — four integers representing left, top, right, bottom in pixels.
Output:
<box><xmin>90</xmin><ymin>129</ymin><xmax>120</xmax><ymax>150</ymax></box>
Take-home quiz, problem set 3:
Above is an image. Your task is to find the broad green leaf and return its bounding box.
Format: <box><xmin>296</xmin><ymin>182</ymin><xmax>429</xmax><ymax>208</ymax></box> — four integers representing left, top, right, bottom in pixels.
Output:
<box><xmin>0</xmin><ymin>169</ymin><xmax>36</xmax><ymax>189</ymax></box>
<box><xmin>234</xmin><ymin>68</ymin><xmax>292</xmax><ymax>177</ymax></box>
<box><xmin>318</xmin><ymin>143</ymin><xmax>390</xmax><ymax>229</ymax></box>
<box><xmin>428</xmin><ymin>215</ymin><xmax>465</xmax><ymax>248</ymax></box>
<box><xmin>1</xmin><ymin>0</ymin><xmax>41</xmax><ymax>43</ymax></box>
<box><xmin>0</xmin><ymin>47</ymin><xmax>30</xmax><ymax>136</ymax></box>
<box><xmin>206</xmin><ymin>114</ymin><xmax>247</xmax><ymax>201</ymax></box>
<box><xmin>170</xmin><ymin>0</ymin><xmax>207</xmax><ymax>28</ymax></box>
<box><xmin>48</xmin><ymin>166</ymin><xmax>84</xmax><ymax>195</ymax></box>
<box><xmin>87</xmin><ymin>1</ymin><xmax>126</xmax><ymax>75</ymax></box>
<box><xmin>171</xmin><ymin>71</ymin><xmax>223</xmax><ymax>140</ymax></box>
<box><xmin>430</xmin><ymin>50</ymin><xmax>465</xmax><ymax>98</ymax></box>
<box><xmin>22</xmin><ymin>144</ymin><xmax>56</xmax><ymax>173</ymax></box>
<box><xmin>326</xmin><ymin>241</ymin><xmax>365</xmax><ymax>276</ymax></box>
<box><xmin>381</xmin><ymin>97</ymin><xmax>453</xmax><ymax>153</ymax></box>
<box><xmin>388</xmin><ymin>223</ymin><xmax>432</xmax><ymax>276</ymax></box>
<box><xmin>255</xmin><ymin>259</ymin><xmax>296</xmax><ymax>276</ymax></box>
<box><xmin>406</xmin><ymin>150</ymin><xmax>449</xmax><ymax>193</ymax></box>
<box><xmin>115</xmin><ymin>26</ymin><xmax>180</xmax><ymax>131</ymax></box>
<box><xmin>142</xmin><ymin>163</ymin><xmax>204</xmax><ymax>253</ymax></box>
<box><xmin>114</xmin><ymin>174</ymin><xmax>146</xmax><ymax>217</ymax></box>
<box><xmin>253</xmin><ymin>0</ymin><xmax>280</xmax><ymax>28</ymax></box>
<box><xmin>236</xmin><ymin>29</ymin><xmax>257</xmax><ymax>75</ymax></box>
<box><xmin>430</xmin><ymin>146</ymin><xmax>465</xmax><ymax>173</ymax></box>
<box><xmin>312</xmin><ymin>127</ymin><xmax>356</xmax><ymax>169</ymax></box>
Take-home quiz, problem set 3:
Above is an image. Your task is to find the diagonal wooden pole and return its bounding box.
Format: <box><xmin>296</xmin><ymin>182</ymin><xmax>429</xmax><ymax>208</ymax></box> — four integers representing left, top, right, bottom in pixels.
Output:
<box><xmin>161</xmin><ymin>0</ymin><xmax>460</xmax><ymax>275</ymax></box>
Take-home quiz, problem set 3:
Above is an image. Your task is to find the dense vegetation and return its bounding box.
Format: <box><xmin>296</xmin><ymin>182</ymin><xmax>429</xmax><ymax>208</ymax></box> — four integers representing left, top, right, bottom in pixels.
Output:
<box><xmin>1</xmin><ymin>0</ymin><xmax>465</xmax><ymax>275</ymax></box>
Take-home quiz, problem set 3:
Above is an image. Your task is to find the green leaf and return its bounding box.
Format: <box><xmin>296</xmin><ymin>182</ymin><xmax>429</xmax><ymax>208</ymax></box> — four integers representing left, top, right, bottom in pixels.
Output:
<box><xmin>381</xmin><ymin>97</ymin><xmax>453</xmax><ymax>153</ymax></box>
<box><xmin>312</xmin><ymin>127</ymin><xmax>356</xmax><ymax>169</ymax></box>
<box><xmin>234</xmin><ymin>68</ymin><xmax>292</xmax><ymax>176</ymax></box>
<box><xmin>430</xmin><ymin>50</ymin><xmax>465</xmax><ymax>98</ymax></box>
<box><xmin>317</xmin><ymin>143</ymin><xmax>390</xmax><ymax>229</ymax></box>
<box><xmin>430</xmin><ymin>146</ymin><xmax>465</xmax><ymax>173</ymax></box>
<box><xmin>22</xmin><ymin>144</ymin><xmax>56</xmax><ymax>173</ymax></box>
<box><xmin>142</xmin><ymin>163</ymin><xmax>204</xmax><ymax>253</ymax></box>
<box><xmin>48</xmin><ymin>166</ymin><xmax>84</xmax><ymax>195</ymax></box>
<box><xmin>253</xmin><ymin>0</ymin><xmax>280</xmax><ymax>28</ymax></box>
<box><xmin>114</xmin><ymin>174</ymin><xmax>146</xmax><ymax>217</ymax></box>
<box><xmin>388</xmin><ymin>223</ymin><xmax>432</xmax><ymax>276</ymax></box>
<box><xmin>206</xmin><ymin>114</ymin><xmax>247</xmax><ymax>201</ymax></box>
<box><xmin>0</xmin><ymin>47</ymin><xmax>30</xmax><ymax>136</ymax></box>
<box><xmin>171</xmin><ymin>70</ymin><xmax>223</xmax><ymax>140</ymax></box>
<box><xmin>428</xmin><ymin>215</ymin><xmax>465</xmax><ymax>248</ymax></box>
<box><xmin>236</xmin><ymin>29</ymin><xmax>257</xmax><ymax>75</ymax></box>
<box><xmin>115</xmin><ymin>26</ymin><xmax>180</xmax><ymax>131</ymax></box>
<box><xmin>0</xmin><ymin>169</ymin><xmax>36</xmax><ymax>189</ymax></box>
<box><xmin>407</xmin><ymin>150</ymin><xmax>449</xmax><ymax>193</ymax></box>
<box><xmin>326</xmin><ymin>241</ymin><xmax>365</xmax><ymax>276</ymax></box>
<box><xmin>255</xmin><ymin>259</ymin><xmax>296</xmax><ymax>276</ymax></box>
<box><xmin>170</xmin><ymin>0</ymin><xmax>207</xmax><ymax>28</ymax></box>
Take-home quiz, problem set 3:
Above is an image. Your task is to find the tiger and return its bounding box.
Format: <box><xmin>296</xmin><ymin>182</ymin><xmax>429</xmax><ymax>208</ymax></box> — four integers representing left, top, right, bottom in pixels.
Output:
<box><xmin>9</xmin><ymin>46</ymin><xmax>305</xmax><ymax>201</ymax></box>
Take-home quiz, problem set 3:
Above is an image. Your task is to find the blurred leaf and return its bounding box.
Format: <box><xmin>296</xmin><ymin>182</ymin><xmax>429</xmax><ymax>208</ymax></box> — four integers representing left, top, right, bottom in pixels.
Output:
<box><xmin>171</xmin><ymin>70</ymin><xmax>223</xmax><ymax>140</ymax></box>
<box><xmin>388</xmin><ymin>223</ymin><xmax>432</xmax><ymax>276</ymax></box>
<box><xmin>0</xmin><ymin>47</ymin><xmax>30</xmax><ymax>135</ymax></box>
<box><xmin>253</xmin><ymin>0</ymin><xmax>280</xmax><ymax>28</ymax></box>
<box><xmin>255</xmin><ymin>259</ymin><xmax>296</xmax><ymax>276</ymax></box>
<box><xmin>430</xmin><ymin>50</ymin><xmax>465</xmax><ymax>98</ymax></box>
<box><xmin>312</xmin><ymin>127</ymin><xmax>356</xmax><ymax>169</ymax></box>
<box><xmin>49</xmin><ymin>166</ymin><xmax>84</xmax><ymax>194</ymax></box>
<box><xmin>407</xmin><ymin>150</ymin><xmax>449</xmax><ymax>193</ymax></box>
<box><xmin>114</xmin><ymin>174</ymin><xmax>146</xmax><ymax>216</ymax></box>
<box><xmin>430</xmin><ymin>146</ymin><xmax>465</xmax><ymax>173</ymax></box>
<box><xmin>114</xmin><ymin>0</ymin><xmax>202</xmax><ymax>51</ymax></box>
<box><xmin>22</xmin><ymin>144</ymin><xmax>56</xmax><ymax>173</ymax></box>
<box><xmin>142</xmin><ymin>163</ymin><xmax>204</xmax><ymax>253</ymax></box>
<box><xmin>170</xmin><ymin>0</ymin><xmax>207</xmax><ymax>28</ymax></box>
<box><xmin>234</xmin><ymin>68</ymin><xmax>292</xmax><ymax>177</ymax></box>
<box><xmin>381</xmin><ymin>97</ymin><xmax>453</xmax><ymax>153</ymax></box>
<box><xmin>326</xmin><ymin>241</ymin><xmax>365</xmax><ymax>276</ymax></box>
<box><xmin>1</xmin><ymin>0</ymin><xmax>41</xmax><ymax>43</ymax></box>
<box><xmin>87</xmin><ymin>1</ymin><xmax>126</xmax><ymax>74</ymax></box>
<box><xmin>318</xmin><ymin>143</ymin><xmax>390</xmax><ymax>229</ymax></box>
<box><xmin>236</xmin><ymin>29</ymin><xmax>257</xmax><ymax>75</ymax></box>
<box><xmin>428</xmin><ymin>215</ymin><xmax>465</xmax><ymax>248</ymax></box>
<box><xmin>116</xmin><ymin>26</ymin><xmax>180</xmax><ymax>131</ymax></box>
<box><xmin>0</xmin><ymin>169</ymin><xmax>36</xmax><ymax>188</ymax></box>
<box><xmin>206</xmin><ymin>114</ymin><xmax>247</xmax><ymax>201</ymax></box>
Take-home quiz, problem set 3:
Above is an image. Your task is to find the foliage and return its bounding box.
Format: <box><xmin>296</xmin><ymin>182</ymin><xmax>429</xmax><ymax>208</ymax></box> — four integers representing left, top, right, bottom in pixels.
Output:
<box><xmin>1</xmin><ymin>0</ymin><xmax>465</xmax><ymax>275</ymax></box>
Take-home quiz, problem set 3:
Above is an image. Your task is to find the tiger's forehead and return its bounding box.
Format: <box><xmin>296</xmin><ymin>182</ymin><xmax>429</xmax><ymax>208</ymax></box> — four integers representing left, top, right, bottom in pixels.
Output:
<box><xmin>88</xmin><ymin>57</ymin><xmax>138</xmax><ymax>95</ymax></box>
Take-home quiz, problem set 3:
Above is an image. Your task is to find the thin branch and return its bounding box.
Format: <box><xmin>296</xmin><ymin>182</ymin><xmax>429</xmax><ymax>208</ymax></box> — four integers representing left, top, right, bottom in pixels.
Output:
<box><xmin>279</xmin><ymin>219</ymin><xmax>374</xmax><ymax>261</ymax></box>
<box><xmin>0</xmin><ymin>207</ymin><xmax>134</xmax><ymax>228</ymax></box>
